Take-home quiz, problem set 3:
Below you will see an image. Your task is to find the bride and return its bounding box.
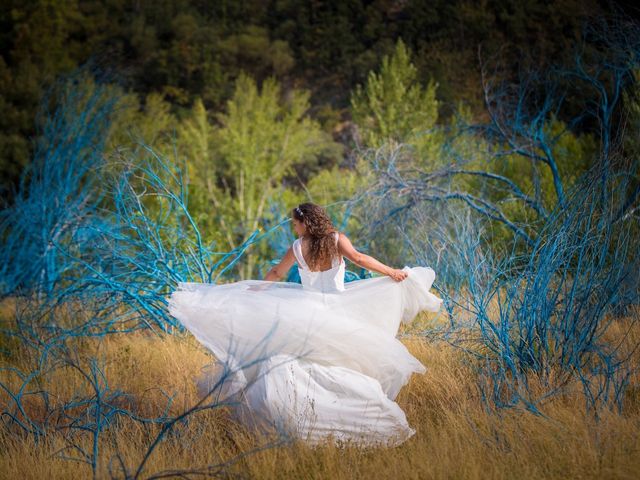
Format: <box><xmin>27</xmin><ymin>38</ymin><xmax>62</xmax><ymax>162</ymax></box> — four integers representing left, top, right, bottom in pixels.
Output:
<box><xmin>167</xmin><ymin>202</ymin><xmax>442</xmax><ymax>447</ymax></box>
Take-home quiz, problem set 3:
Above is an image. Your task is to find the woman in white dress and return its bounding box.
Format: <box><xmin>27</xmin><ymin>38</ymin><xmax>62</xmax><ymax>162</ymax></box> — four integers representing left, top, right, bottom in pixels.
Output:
<box><xmin>167</xmin><ymin>202</ymin><xmax>442</xmax><ymax>447</ymax></box>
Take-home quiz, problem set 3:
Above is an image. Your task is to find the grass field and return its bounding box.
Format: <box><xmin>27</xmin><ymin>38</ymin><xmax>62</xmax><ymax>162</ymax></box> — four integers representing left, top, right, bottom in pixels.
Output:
<box><xmin>1</xmin><ymin>304</ymin><xmax>639</xmax><ymax>479</ymax></box>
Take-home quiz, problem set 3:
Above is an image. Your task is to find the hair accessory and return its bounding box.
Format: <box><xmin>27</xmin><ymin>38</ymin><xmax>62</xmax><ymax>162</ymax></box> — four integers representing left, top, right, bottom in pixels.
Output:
<box><xmin>295</xmin><ymin>206</ymin><xmax>304</xmax><ymax>216</ymax></box>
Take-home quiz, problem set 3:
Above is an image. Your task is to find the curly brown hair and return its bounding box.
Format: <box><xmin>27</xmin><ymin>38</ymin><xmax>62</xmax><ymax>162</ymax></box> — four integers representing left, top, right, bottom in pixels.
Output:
<box><xmin>292</xmin><ymin>202</ymin><xmax>340</xmax><ymax>270</ymax></box>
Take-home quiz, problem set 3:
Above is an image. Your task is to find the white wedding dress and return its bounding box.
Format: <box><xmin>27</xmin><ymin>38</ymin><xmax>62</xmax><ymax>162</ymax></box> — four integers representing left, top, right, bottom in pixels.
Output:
<box><xmin>167</xmin><ymin>232</ymin><xmax>442</xmax><ymax>447</ymax></box>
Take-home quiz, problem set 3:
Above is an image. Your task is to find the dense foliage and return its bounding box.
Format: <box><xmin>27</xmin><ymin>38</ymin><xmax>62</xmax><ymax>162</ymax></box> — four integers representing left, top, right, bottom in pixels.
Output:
<box><xmin>1</xmin><ymin>0</ymin><xmax>617</xmax><ymax>205</ymax></box>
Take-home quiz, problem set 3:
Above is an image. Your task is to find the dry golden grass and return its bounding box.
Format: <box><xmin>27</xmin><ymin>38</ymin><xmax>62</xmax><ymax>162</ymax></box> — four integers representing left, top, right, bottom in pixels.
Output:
<box><xmin>1</xmin><ymin>308</ymin><xmax>640</xmax><ymax>479</ymax></box>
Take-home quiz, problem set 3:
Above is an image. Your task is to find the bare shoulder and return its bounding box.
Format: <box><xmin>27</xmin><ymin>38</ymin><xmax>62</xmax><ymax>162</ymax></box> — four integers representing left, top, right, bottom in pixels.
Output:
<box><xmin>337</xmin><ymin>231</ymin><xmax>352</xmax><ymax>243</ymax></box>
<box><xmin>337</xmin><ymin>231</ymin><xmax>358</xmax><ymax>255</ymax></box>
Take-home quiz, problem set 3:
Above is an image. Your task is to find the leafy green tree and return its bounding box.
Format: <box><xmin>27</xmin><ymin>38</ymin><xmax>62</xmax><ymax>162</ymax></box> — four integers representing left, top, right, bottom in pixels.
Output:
<box><xmin>107</xmin><ymin>92</ymin><xmax>176</xmax><ymax>151</ymax></box>
<box><xmin>179</xmin><ymin>72</ymin><xmax>338</xmax><ymax>279</ymax></box>
<box><xmin>346</xmin><ymin>38</ymin><xmax>444</xmax><ymax>263</ymax></box>
<box><xmin>350</xmin><ymin>38</ymin><xmax>441</xmax><ymax>167</ymax></box>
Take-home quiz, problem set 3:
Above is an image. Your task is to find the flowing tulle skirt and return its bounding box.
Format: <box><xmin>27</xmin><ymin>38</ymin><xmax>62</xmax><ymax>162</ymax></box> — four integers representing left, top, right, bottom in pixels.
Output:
<box><xmin>167</xmin><ymin>266</ymin><xmax>442</xmax><ymax>446</ymax></box>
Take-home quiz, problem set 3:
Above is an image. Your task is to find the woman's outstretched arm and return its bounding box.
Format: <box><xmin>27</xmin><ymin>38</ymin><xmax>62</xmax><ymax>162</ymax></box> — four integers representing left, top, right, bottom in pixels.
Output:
<box><xmin>263</xmin><ymin>246</ymin><xmax>296</xmax><ymax>281</ymax></box>
<box><xmin>337</xmin><ymin>233</ymin><xmax>408</xmax><ymax>282</ymax></box>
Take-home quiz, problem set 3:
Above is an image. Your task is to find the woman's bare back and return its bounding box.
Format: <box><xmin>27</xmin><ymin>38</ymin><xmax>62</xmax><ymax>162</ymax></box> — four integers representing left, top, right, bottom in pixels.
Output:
<box><xmin>299</xmin><ymin>234</ymin><xmax>341</xmax><ymax>272</ymax></box>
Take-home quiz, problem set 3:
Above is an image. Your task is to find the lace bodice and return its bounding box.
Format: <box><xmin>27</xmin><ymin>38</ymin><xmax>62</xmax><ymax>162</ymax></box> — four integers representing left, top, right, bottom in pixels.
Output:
<box><xmin>292</xmin><ymin>231</ymin><xmax>345</xmax><ymax>293</ymax></box>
